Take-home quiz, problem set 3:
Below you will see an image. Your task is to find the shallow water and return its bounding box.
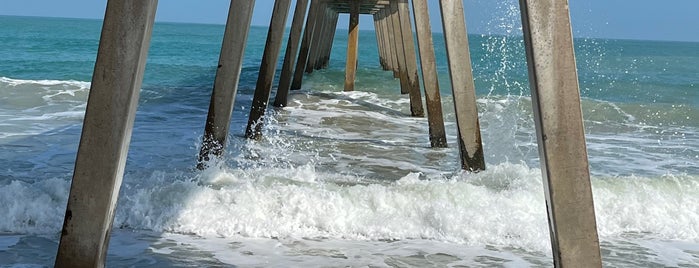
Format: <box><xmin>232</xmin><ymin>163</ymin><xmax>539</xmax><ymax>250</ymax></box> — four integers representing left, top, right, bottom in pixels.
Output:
<box><xmin>1</xmin><ymin>11</ymin><xmax>698</xmax><ymax>267</ymax></box>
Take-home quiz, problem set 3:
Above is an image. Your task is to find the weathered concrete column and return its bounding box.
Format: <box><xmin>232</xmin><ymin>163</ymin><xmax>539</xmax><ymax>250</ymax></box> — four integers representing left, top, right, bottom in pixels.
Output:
<box><xmin>519</xmin><ymin>0</ymin><xmax>602</xmax><ymax>266</ymax></box>
<box><xmin>306</xmin><ymin>5</ymin><xmax>328</xmax><ymax>73</ymax></box>
<box><xmin>198</xmin><ymin>0</ymin><xmax>255</xmax><ymax>168</ymax></box>
<box><xmin>412</xmin><ymin>0</ymin><xmax>447</xmax><ymax>147</ymax></box>
<box><xmin>389</xmin><ymin>1</ymin><xmax>409</xmax><ymax>93</ymax></box>
<box><xmin>397</xmin><ymin>0</ymin><xmax>424</xmax><ymax>117</ymax></box>
<box><xmin>273</xmin><ymin>0</ymin><xmax>309</xmax><ymax>107</ymax></box>
<box><xmin>344</xmin><ymin>1</ymin><xmax>360</xmax><ymax>91</ymax></box>
<box><xmin>245</xmin><ymin>0</ymin><xmax>292</xmax><ymax>139</ymax></box>
<box><xmin>320</xmin><ymin>12</ymin><xmax>339</xmax><ymax>69</ymax></box>
<box><xmin>380</xmin><ymin>8</ymin><xmax>396</xmax><ymax>71</ymax></box>
<box><xmin>386</xmin><ymin>7</ymin><xmax>400</xmax><ymax>78</ymax></box>
<box><xmin>54</xmin><ymin>0</ymin><xmax>157</xmax><ymax>266</ymax></box>
<box><xmin>315</xmin><ymin>9</ymin><xmax>334</xmax><ymax>70</ymax></box>
<box><xmin>373</xmin><ymin>13</ymin><xmax>385</xmax><ymax>69</ymax></box>
<box><xmin>291</xmin><ymin>0</ymin><xmax>320</xmax><ymax>90</ymax></box>
<box><xmin>439</xmin><ymin>0</ymin><xmax>485</xmax><ymax>171</ymax></box>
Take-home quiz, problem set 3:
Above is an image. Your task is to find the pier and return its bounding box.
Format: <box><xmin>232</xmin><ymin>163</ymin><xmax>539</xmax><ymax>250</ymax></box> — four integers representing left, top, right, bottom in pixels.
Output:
<box><xmin>54</xmin><ymin>0</ymin><xmax>602</xmax><ymax>267</ymax></box>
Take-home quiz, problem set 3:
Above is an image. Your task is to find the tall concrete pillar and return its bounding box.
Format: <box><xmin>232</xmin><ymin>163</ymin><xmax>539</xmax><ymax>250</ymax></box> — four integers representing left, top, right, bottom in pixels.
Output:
<box><xmin>519</xmin><ymin>0</ymin><xmax>602</xmax><ymax>266</ymax></box>
<box><xmin>373</xmin><ymin>13</ymin><xmax>385</xmax><ymax>69</ymax></box>
<box><xmin>273</xmin><ymin>0</ymin><xmax>309</xmax><ymax>107</ymax></box>
<box><xmin>54</xmin><ymin>0</ymin><xmax>157</xmax><ymax>266</ymax></box>
<box><xmin>291</xmin><ymin>0</ymin><xmax>320</xmax><ymax>90</ymax></box>
<box><xmin>386</xmin><ymin>7</ymin><xmax>400</xmax><ymax>78</ymax></box>
<box><xmin>397</xmin><ymin>0</ymin><xmax>424</xmax><ymax>117</ymax></box>
<box><xmin>198</xmin><ymin>0</ymin><xmax>256</xmax><ymax>168</ymax></box>
<box><xmin>389</xmin><ymin>1</ymin><xmax>409</xmax><ymax>93</ymax></box>
<box><xmin>380</xmin><ymin>8</ymin><xmax>395</xmax><ymax>71</ymax></box>
<box><xmin>245</xmin><ymin>0</ymin><xmax>292</xmax><ymax>139</ymax></box>
<box><xmin>411</xmin><ymin>0</ymin><xmax>447</xmax><ymax>147</ymax></box>
<box><xmin>439</xmin><ymin>0</ymin><xmax>485</xmax><ymax>171</ymax></box>
<box><xmin>320</xmin><ymin>12</ymin><xmax>339</xmax><ymax>69</ymax></box>
<box><xmin>305</xmin><ymin>5</ymin><xmax>327</xmax><ymax>73</ymax></box>
<box><xmin>344</xmin><ymin>1</ymin><xmax>360</xmax><ymax>91</ymax></box>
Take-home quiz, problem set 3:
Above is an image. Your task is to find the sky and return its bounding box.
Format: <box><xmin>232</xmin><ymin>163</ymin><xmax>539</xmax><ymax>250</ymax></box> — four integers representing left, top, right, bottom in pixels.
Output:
<box><xmin>2</xmin><ymin>0</ymin><xmax>698</xmax><ymax>42</ymax></box>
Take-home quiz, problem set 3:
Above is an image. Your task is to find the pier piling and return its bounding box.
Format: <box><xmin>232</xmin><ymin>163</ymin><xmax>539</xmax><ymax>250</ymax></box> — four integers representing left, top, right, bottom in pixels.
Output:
<box><xmin>439</xmin><ymin>0</ymin><xmax>485</xmax><ymax>171</ymax></box>
<box><xmin>291</xmin><ymin>0</ymin><xmax>321</xmax><ymax>90</ymax></box>
<box><xmin>344</xmin><ymin>1</ymin><xmax>360</xmax><ymax>91</ymax></box>
<box><xmin>245</xmin><ymin>0</ymin><xmax>292</xmax><ymax>139</ymax></box>
<box><xmin>273</xmin><ymin>0</ymin><xmax>309</xmax><ymax>107</ymax></box>
<box><xmin>411</xmin><ymin>0</ymin><xmax>447</xmax><ymax>147</ymax></box>
<box><xmin>519</xmin><ymin>0</ymin><xmax>603</xmax><ymax>266</ymax></box>
<box><xmin>54</xmin><ymin>0</ymin><xmax>158</xmax><ymax>266</ymax></box>
<box><xmin>397</xmin><ymin>0</ymin><xmax>424</xmax><ymax>117</ymax></box>
<box><xmin>198</xmin><ymin>0</ymin><xmax>256</xmax><ymax>167</ymax></box>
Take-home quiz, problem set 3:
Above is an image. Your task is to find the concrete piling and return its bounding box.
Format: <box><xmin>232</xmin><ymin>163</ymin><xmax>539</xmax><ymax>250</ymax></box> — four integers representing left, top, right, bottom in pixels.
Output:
<box><xmin>344</xmin><ymin>1</ymin><xmax>360</xmax><ymax>91</ymax></box>
<box><xmin>245</xmin><ymin>0</ymin><xmax>292</xmax><ymax>139</ymax></box>
<box><xmin>438</xmin><ymin>0</ymin><xmax>486</xmax><ymax>171</ymax></box>
<box><xmin>291</xmin><ymin>0</ymin><xmax>320</xmax><ymax>90</ymax></box>
<box><xmin>198</xmin><ymin>0</ymin><xmax>256</xmax><ymax>168</ymax></box>
<box><xmin>305</xmin><ymin>5</ymin><xmax>327</xmax><ymax>74</ymax></box>
<box><xmin>519</xmin><ymin>0</ymin><xmax>603</xmax><ymax>266</ymax></box>
<box><xmin>389</xmin><ymin>1</ymin><xmax>409</xmax><ymax>94</ymax></box>
<box><xmin>54</xmin><ymin>0</ymin><xmax>158</xmax><ymax>266</ymax></box>
<box><xmin>411</xmin><ymin>0</ymin><xmax>447</xmax><ymax>148</ymax></box>
<box><xmin>273</xmin><ymin>0</ymin><xmax>309</xmax><ymax>107</ymax></box>
<box><xmin>397</xmin><ymin>0</ymin><xmax>424</xmax><ymax>117</ymax></box>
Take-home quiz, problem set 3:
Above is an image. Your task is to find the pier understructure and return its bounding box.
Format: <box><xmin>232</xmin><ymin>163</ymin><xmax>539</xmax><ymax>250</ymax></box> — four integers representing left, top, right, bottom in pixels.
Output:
<box><xmin>54</xmin><ymin>0</ymin><xmax>603</xmax><ymax>267</ymax></box>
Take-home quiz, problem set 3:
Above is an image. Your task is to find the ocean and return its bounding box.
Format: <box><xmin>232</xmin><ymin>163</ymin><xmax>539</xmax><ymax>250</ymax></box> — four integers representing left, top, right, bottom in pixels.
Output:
<box><xmin>1</xmin><ymin>12</ymin><xmax>698</xmax><ymax>267</ymax></box>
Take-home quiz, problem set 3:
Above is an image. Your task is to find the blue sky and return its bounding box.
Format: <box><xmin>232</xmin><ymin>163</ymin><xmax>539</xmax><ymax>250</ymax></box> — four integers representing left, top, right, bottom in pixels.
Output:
<box><xmin>2</xmin><ymin>0</ymin><xmax>698</xmax><ymax>42</ymax></box>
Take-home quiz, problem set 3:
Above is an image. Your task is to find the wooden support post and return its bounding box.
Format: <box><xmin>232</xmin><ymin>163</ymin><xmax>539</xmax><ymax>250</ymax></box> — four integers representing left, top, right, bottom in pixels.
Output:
<box><xmin>54</xmin><ymin>0</ymin><xmax>157</xmax><ymax>266</ymax></box>
<box><xmin>344</xmin><ymin>1</ymin><xmax>360</xmax><ymax>91</ymax></box>
<box><xmin>306</xmin><ymin>5</ymin><xmax>327</xmax><ymax>73</ymax></box>
<box><xmin>398</xmin><ymin>0</ymin><xmax>424</xmax><ymax>117</ymax></box>
<box><xmin>519</xmin><ymin>0</ymin><xmax>602</xmax><ymax>266</ymax></box>
<box><xmin>273</xmin><ymin>0</ymin><xmax>309</xmax><ymax>107</ymax></box>
<box><xmin>245</xmin><ymin>0</ymin><xmax>292</xmax><ymax>139</ymax></box>
<box><xmin>412</xmin><ymin>0</ymin><xmax>447</xmax><ymax>147</ymax></box>
<box><xmin>390</xmin><ymin>1</ymin><xmax>409</xmax><ymax>93</ymax></box>
<box><xmin>291</xmin><ymin>0</ymin><xmax>320</xmax><ymax>90</ymax></box>
<box><xmin>198</xmin><ymin>0</ymin><xmax>255</xmax><ymax>168</ymax></box>
<box><xmin>439</xmin><ymin>0</ymin><xmax>485</xmax><ymax>171</ymax></box>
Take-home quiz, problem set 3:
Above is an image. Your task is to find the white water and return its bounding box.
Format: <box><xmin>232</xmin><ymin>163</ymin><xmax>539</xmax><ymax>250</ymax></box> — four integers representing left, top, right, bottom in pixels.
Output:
<box><xmin>1</xmin><ymin>77</ymin><xmax>698</xmax><ymax>266</ymax></box>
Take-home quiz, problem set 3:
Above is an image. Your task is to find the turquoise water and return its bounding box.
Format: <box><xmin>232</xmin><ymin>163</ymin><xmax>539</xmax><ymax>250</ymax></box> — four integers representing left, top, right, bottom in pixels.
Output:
<box><xmin>0</xmin><ymin>13</ymin><xmax>698</xmax><ymax>267</ymax></box>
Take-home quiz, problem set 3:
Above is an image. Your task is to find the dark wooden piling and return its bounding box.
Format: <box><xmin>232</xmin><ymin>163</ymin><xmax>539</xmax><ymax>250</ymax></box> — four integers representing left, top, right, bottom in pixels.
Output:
<box><xmin>54</xmin><ymin>0</ymin><xmax>158</xmax><ymax>266</ymax></box>
<box><xmin>291</xmin><ymin>0</ymin><xmax>321</xmax><ymax>90</ymax></box>
<box><xmin>438</xmin><ymin>0</ymin><xmax>485</xmax><ymax>171</ymax></box>
<box><xmin>344</xmin><ymin>1</ymin><xmax>360</xmax><ymax>91</ymax></box>
<box><xmin>273</xmin><ymin>0</ymin><xmax>310</xmax><ymax>107</ymax></box>
<box><xmin>397</xmin><ymin>0</ymin><xmax>424</xmax><ymax>117</ymax></box>
<box><xmin>245</xmin><ymin>0</ymin><xmax>292</xmax><ymax>139</ymax></box>
<box><xmin>519</xmin><ymin>0</ymin><xmax>602</xmax><ymax>266</ymax></box>
<box><xmin>411</xmin><ymin>0</ymin><xmax>447</xmax><ymax>148</ymax></box>
<box><xmin>198</xmin><ymin>0</ymin><xmax>256</xmax><ymax>168</ymax></box>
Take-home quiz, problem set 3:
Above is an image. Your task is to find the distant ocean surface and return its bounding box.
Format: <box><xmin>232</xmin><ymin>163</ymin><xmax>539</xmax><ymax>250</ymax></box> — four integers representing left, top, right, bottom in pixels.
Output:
<box><xmin>1</xmin><ymin>13</ymin><xmax>698</xmax><ymax>267</ymax></box>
